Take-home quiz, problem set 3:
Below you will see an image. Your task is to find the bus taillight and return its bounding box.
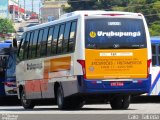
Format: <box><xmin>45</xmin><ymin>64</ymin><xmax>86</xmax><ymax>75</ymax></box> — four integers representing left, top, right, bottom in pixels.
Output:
<box><xmin>147</xmin><ymin>59</ymin><xmax>152</xmax><ymax>77</ymax></box>
<box><xmin>4</xmin><ymin>82</ymin><xmax>15</xmax><ymax>87</ymax></box>
<box><xmin>101</xmin><ymin>14</ymin><xmax>123</xmax><ymax>16</ymax></box>
<box><xmin>77</xmin><ymin>60</ymin><xmax>86</xmax><ymax>79</ymax></box>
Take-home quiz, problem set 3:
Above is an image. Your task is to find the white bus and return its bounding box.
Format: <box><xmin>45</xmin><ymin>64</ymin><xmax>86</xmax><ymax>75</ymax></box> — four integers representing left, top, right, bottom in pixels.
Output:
<box><xmin>16</xmin><ymin>11</ymin><xmax>151</xmax><ymax>110</ymax></box>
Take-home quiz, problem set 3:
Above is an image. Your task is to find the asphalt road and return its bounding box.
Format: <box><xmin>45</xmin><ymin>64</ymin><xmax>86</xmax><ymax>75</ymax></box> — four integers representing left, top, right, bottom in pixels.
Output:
<box><xmin>0</xmin><ymin>104</ymin><xmax>160</xmax><ymax>120</ymax></box>
<box><xmin>0</xmin><ymin>103</ymin><xmax>160</xmax><ymax>114</ymax></box>
<box><xmin>0</xmin><ymin>96</ymin><xmax>160</xmax><ymax>120</ymax></box>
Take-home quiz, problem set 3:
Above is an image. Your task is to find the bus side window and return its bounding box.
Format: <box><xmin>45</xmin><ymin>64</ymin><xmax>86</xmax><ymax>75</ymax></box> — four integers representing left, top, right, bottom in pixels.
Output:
<box><xmin>36</xmin><ymin>29</ymin><xmax>44</xmax><ymax>57</ymax></box>
<box><xmin>32</xmin><ymin>30</ymin><xmax>39</xmax><ymax>58</ymax></box>
<box><xmin>23</xmin><ymin>32</ymin><xmax>31</xmax><ymax>60</ymax></box>
<box><xmin>63</xmin><ymin>22</ymin><xmax>71</xmax><ymax>53</ymax></box>
<box><xmin>28</xmin><ymin>31</ymin><xmax>35</xmax><ymax>59</ymax></box>
<box><xmin>69</xmin><ymin>21</ymin><xmax>77</xmax><ymax>52</ymax></box>
<box><xmin>47</xmin><ymin>27</ymin><xmax>54</xmax><ymax>56</ymax></box>
<box><xmin>18</xmin><ymin>33</ymin><xmax>26</xmax><ymax>61</ymax></box>
<box><xmin>57</xmin><ymin>24</ymin><xmax>65</xmax><ymax>54</ymax></box>
<box><xmin>40</xmin><ymin>27</ymin><xmax>49</xmax><ymax>56</ymax></box>
<box><xmin>51</xmin><ymin>25</ymin><xmax>59</xmax><ymax>55</ymax></box>
<box><xmin>152</xmin><ymin>44</ymin><xmax>157</xmax><ymax>66</ymax></box>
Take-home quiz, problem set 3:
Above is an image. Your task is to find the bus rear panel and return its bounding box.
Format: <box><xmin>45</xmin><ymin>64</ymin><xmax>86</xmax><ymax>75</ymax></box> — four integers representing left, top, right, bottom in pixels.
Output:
<box><xmin>77</xmin><ymin>15</ymin><xmax>151</xmax><ymax>95</ymax></box>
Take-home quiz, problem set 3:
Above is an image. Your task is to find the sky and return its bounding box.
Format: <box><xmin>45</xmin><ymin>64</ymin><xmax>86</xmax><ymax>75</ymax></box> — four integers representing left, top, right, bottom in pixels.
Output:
<box><xmin>19</xmin><ymin>0</ymin><xmax>42</xmax><ymax>14</ymax></box>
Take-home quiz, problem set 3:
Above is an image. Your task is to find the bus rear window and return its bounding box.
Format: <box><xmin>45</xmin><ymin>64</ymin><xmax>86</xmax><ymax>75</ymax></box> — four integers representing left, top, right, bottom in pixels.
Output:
<box><xmin>85</xmin><ymin>18</ymin><xmax>147</xmax><ymax>49</ymax></box>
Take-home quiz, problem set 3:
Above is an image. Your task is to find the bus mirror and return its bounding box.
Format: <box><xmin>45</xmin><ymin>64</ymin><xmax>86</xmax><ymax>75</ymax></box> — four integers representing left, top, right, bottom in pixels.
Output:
<box><xmin>13</xmin><ymin>38</ymin><xmax>17</xmax><ymax>48</ymax></box>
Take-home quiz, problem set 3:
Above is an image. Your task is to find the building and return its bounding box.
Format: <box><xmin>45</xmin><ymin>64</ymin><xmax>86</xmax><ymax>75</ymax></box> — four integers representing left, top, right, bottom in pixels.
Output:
<box><xmin>9</xmin><ymin>0</ymin><xmax>25</xmax><ymax>20</ymax></box>
<box><xmin>0</xmin><ymin>0</ymin><xmax>25</xmax><ymax>19</ymax></box>
<box><xmin>41</xmin><ymin>0</ymin><xmax>68</xmax><ymax>23</ymax></box>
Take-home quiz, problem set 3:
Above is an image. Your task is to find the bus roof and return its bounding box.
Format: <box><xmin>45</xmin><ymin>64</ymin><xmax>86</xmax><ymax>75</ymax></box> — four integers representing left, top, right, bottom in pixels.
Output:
<box><xmin>25</xmin><ymin>10</ymin><xmax>142</xmax><ymax>32</ymax></box>
<box><xmin>60</xmin><ymin>10</ymin><xmax>140</xmax><ymax>18</ymax></box>
<box><xmin>151</xmin><ymin>36</ymin><xmax>160</xmax><ymax>44</ymax></box>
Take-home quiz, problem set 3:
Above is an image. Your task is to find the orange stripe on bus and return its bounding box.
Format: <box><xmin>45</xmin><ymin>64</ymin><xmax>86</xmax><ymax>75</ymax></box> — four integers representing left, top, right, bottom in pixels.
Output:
<box><xmin>44</xmin><ymin>60</ymin><xmax>50</xmax><ymax>79</ymax></box>
<box><xmin>49</xmin><ymin>56</ymin><xmax>71</xmax><ymax>72</ymax></box>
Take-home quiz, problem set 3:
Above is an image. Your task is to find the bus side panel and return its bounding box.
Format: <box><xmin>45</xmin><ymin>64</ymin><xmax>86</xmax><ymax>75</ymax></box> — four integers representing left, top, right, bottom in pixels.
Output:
<box><xmin>25</xmin><ymin>80</ymin><xmax>42</xmax><ymax>99</ymax></box>
<box><xmin>149</xmin><ymin>67</ymin><xmax>160</xmax><ymax>95</ymax></box>
<box><xmin>40</xmin><ymin>80</ymin><xmax>55</xmax><ymax>98</ymax></box>
<box><xmin>62</xmin><ymin>80</ymin><xmax>79</xmax><ymax>97</ymax></box>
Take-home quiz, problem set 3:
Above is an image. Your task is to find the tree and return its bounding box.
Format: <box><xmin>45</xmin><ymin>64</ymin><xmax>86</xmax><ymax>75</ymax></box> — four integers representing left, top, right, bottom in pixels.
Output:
<box><xmin>0</xmin><ymin>18</ymin><xmax>15</xmax><ymax>36</ymax></box>
<box><xmin>64</xmin><ymin>0</ymin><xmax>98</xmax><ymax>12</ymax></box>
<box><xmin>64</xmin><ymin>0</ymin><xmax>160</xmax><ymax>36</ymax></box>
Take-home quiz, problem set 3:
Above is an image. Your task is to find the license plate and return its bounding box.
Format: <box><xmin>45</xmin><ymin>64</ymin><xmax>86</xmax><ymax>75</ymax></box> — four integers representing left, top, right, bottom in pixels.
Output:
<box><xmin>110</xmin><ymin>82</ymin><xmax>124</xmax><ymax>86</ymax></box>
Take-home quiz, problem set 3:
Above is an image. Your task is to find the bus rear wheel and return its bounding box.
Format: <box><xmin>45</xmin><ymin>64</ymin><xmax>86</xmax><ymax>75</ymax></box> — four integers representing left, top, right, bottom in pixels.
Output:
<box><xmin>20</xmin><ymin>90</ymin><xmax>35</xmax><ymax>109</ymax></box>
<box><xmin>110</xmin><ymin>95</ymin><xmax>130</xmax><ymax>110</ymax></box>
<box><xmin>56</xmin><ymin>87</ymin><xmax>66</xmax><ymax>110</ymax></box>
<box><xmin>56</xmin><ymin>87</ymin><xmax>84</xmax><ymax>110</ymax></box>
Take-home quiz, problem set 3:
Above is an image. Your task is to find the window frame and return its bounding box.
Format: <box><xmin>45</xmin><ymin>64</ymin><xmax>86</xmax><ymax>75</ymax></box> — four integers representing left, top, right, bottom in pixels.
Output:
<box><xmin>40</xmin><ymin>27</ymin><xmax>49</xmax><ymax>57</ymax></box>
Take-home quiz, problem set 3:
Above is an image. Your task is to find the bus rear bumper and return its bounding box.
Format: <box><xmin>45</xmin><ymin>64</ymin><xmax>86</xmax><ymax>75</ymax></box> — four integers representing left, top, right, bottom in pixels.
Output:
<box><xmin>78</xmin><ymin>75</ymin><xmax>151</xmax><ymax>95</ymax></box>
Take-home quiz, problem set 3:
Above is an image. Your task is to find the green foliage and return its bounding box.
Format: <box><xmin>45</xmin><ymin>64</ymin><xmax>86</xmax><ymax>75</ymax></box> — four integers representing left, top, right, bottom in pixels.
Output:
<box><xmin>0</xmin><ymin>18</ymin><xmax>15</xmax><ymax>35</ymax></box>
<box><xmin>65</xmin><ymin>0</ymin><xmax>160</xmax><ymax>36</ymax></box>
<box><xmin>149</xmin><ymin>21</ymin><xmax>160</xmax><ymax>36</ymax></box>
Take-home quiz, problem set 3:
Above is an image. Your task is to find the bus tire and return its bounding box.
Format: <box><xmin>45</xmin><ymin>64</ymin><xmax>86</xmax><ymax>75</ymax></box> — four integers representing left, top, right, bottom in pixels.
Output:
<box><xmin>20</xmin><ymin>90</ymin><xmax>35</xmax><ymax>109</ymax></box>
<box><xmin>56</xmin><ymin>86</ymin><xmax>67</xmax><ymax>110</ymax></box>
<box><xmin>56</xmin><ymin>87</ymin><xmax>84</xmax><ymax>110</ymax></box>
<box><xmin>110</xmin><ymin>95</ymin><xmax>130</xmax><ymax>110</ymax></box>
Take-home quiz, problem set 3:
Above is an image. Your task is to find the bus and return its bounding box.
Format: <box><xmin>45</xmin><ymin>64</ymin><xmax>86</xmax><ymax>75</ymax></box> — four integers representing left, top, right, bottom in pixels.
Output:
<box><xmin>16</xmin><ymin>11</ymin><xmax>151</xmax><ymax>110</ymax></box>
<box><xmin>149</xmin><ymin>36</ymin><xmax>160</xmax><ymax>95</ymax></box>
<box><xmin>0</xmin><ymin>42</ymin><xmax>17</xmax><ymax>98</ymax></box>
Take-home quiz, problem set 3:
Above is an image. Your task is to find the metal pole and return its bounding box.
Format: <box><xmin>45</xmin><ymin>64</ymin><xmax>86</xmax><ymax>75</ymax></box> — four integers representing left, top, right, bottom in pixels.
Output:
<box><xmin>39</xmin><ymin>2</ymin><xmax>40</xmax><ymax>23</ymax></box>
<box><xmin>18</xmin><ymin>0</ymin><xmax>19</xmax><ymax>18</ymax></box>
<box><xmin>58</xmin><ymin>0</ymin><xmax>60</xmax><ymax>18</ymax></box>
<box><xmin>13</xmin><ymin>2</ymin><xmax>15</xmax><ymax>20</ymax></box>
<box><xmin>7</xmin><ymin>0</ymin><xmax>9</xmax><ymax>19</ymax></box>
<box><xmin>32</xmin><ymin>0</ymin><xmax>33</xmax><ymax>13</ymax></box>
<box><xmin>24</xmin><ymin>0</ymin><xmax>26</xmax><ymax>15</ymax></box>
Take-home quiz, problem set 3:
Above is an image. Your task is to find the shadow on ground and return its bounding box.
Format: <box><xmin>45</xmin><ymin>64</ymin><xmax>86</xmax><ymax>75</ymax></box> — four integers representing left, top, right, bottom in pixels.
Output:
<box><xmin>0</xmin><ymin>96</ymin><xmax>160</xmax><ymax>106</ymax></box>
<box><xmin>131</xmin><ymin>96</ymin><xmax>160</xmax><ymax>103</ymax></box>
<box><xmin>0</xmin><ymin>96</ymin><xmax>20</xmax><ymax>106</ymax></box>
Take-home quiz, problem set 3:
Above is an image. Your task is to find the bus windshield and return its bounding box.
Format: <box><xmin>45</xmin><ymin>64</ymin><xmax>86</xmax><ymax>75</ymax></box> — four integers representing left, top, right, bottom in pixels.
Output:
<box><xmin>85</xmin><ymin>18</ymin><xmax>147</xmax><ymax>49</ymax></box>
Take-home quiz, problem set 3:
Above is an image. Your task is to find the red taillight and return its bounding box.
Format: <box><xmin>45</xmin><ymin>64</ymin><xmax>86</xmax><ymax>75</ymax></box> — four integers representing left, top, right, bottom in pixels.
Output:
<box><xmin>101</xmin><ymin>14</ymin><xmax>123</xmax><ymax>16</ymax></box>
<box><xmin>77</xmin><ymin>60</ymin><xmax>86</xmax><ymax>79</ymax></box>
<box><xmin>4</xmin><ymin>82</ymin><xmax>15</xmax><ymax>87</ymax></box>
<box><xmin>147</xmin><ymin>59</ymin><xmax>152</xmax><ymax>77</ymax></box>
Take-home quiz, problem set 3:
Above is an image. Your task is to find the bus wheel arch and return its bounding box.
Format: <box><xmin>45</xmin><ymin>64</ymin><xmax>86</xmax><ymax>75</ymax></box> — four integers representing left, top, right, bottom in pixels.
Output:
<box><xmin>54</xmin><ymin>82</ymin><xmax>84</xmax><ymax>110</ymax></box>
<box><xmin>19</xmin><ymin>85</ymin><xmax>35</xmax><ymax>109</ymax></box>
